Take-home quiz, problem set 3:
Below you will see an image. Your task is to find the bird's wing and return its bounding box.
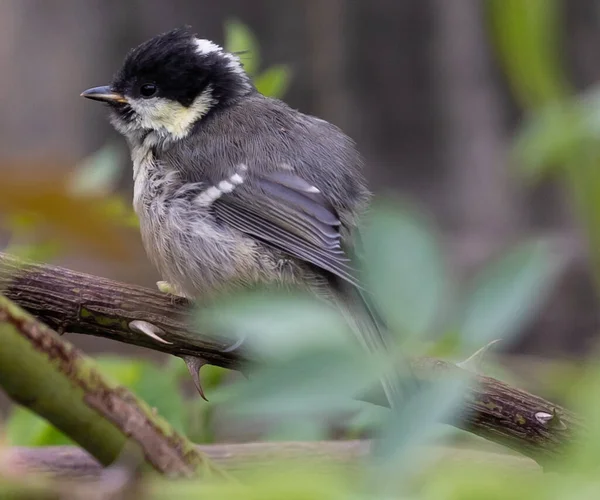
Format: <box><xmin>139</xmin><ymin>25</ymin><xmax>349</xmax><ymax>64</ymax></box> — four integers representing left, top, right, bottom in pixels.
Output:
<box><xmin>213</xmin><ymin>169</ymin><xmax>410</xmax><ymax>407</ymax></box>
<box><xmin>212</xmin><ymin>170</ymin><xmax>361</xmax><ymax>288</ymax></box>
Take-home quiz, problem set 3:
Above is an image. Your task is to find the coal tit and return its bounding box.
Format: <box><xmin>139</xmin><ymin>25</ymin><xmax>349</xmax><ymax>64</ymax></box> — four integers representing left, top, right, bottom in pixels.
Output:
<box><xmin>81</xmin><ymin>27</ymin><xmax>405</xmax><ymax>406</ymax></box>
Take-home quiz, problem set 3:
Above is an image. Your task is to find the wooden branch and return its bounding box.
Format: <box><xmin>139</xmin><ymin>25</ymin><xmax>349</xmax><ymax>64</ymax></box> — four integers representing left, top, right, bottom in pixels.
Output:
<box><xmin>0</xmin><ymin>252</ymin><xmax>583</xmax><ymax>466</ymax></box>
<box><xmin>4</xmin><ymin>442</ymin><xmax>538</xmax><ymax>479</ymax></box>
<box><xmin>0</xmin><ymin>292</ymin><xmax>223</xmax><ymax>478</ymax></box>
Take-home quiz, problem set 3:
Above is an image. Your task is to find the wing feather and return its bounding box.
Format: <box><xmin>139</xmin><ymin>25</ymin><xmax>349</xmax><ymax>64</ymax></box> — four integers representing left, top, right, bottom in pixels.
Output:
<box><xmin>212</xmin><ymin>171</ymin><xmax>360</xmax><ymax>287</ymax></box>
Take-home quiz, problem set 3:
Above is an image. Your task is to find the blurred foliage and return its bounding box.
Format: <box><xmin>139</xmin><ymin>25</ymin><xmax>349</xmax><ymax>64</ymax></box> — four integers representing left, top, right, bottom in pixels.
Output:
<box><xmin>225</xmin><ymin>18</ymin><xmax>291</xmax><ymax>98</ymax></box>
<box><xmin>488</xmin><ymin>0</ymin><xmax>600</xmax><ymax>294</ymax></box>
<box><xmin>0</xmin><ymin>167</ymin><xmax>137</xmax><ymax>262</ymax></box>
<box><xmin>3</xmin><ymin>203</ymin><xmax>562</xmax><ymax>464</ymax></box>
<box><xmin>488</xmin><ymin>0</ymin><xmax>569</xmax><ymax>109</ymax></box>
<box><xmin>1</xmin><ymin>15</ymin><xmax>594</xmax><ymax>499</ymax></box>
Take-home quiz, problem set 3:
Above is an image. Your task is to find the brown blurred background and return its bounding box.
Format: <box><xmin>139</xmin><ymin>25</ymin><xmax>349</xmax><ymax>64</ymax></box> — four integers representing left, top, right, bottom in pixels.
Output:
<box><xmin>1</xmin><ymin>0</ymin><xmax>599</xmax><ymax>362</ymax></box>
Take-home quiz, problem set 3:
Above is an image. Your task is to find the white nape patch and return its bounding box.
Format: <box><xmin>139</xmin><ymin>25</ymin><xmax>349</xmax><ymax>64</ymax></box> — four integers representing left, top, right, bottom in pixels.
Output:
<box><xmin>306</xmin><ymin>186</ymin><xmax>320</xmax><ymax>193</ymax></box>
<box><xmin>194</xmin><ymin>38</ymin><xmax>223</xmax><ymax>55</ymax></box>
<box><xmin>128</xmin><ymin>85</ymin><xmax>216</xmax><ymax>140</ymax></box>
<box><xmin>194</xmin><ymin>37</ymin><xmax>251</xmax><ymax>88</ymax></box>
<box><xmin>195</xmin><ymin>165</ymin><xmax>248</xmax><ymax>207</ymax></box>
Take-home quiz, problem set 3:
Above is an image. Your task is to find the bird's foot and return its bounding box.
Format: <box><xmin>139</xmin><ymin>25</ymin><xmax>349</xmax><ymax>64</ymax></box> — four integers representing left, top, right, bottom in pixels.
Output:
<box><xmin>156</xmin><ymin>281</ymin><xmax>177</xmax><ymax>295</ymax></box>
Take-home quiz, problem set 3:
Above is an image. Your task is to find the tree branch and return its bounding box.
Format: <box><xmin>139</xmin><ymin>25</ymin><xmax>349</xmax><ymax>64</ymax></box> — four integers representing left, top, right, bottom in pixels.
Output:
<box><xmin>4</xmin><ymin>442</ymin><xmax>538</xmax><ymax>479</ymax></box>
<box><xmin>0</xmin><ymin>291</ymin><xmax>223</xmax><ymax>478</ymax></box>
<box><xmin>0</xmin><ymin>252</ymin><xmax>583</xmax><ymax>466</ymax></box>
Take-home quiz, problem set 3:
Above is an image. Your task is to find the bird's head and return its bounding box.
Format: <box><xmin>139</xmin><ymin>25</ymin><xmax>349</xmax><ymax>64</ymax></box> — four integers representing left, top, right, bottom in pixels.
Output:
<box><xmin>81</xmin><ymin>27</ymin><xmax>253</xmax><ymax>142</ymax></box>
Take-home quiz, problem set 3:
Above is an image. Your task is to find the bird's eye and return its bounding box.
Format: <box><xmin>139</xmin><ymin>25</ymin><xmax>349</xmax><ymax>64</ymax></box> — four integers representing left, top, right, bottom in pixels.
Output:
<box><xmin>140</xmin><ymin>83</ymin><xmax>157</xmax><ymax>98</ymax></box>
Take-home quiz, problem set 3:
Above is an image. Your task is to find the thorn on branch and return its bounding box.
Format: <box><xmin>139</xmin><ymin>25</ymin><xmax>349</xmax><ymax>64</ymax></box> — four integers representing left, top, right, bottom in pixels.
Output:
<box><xmin>181</xmin><ymin>355</ymin><xmax>209</xmax><ymax>401</ymax></box>
<box><xmin>222</xmin><ymin>335</ymin><xmax>246</xmax><ymax>353</ymax></box>
<box><xmin>457</xmin><ymin>339</ymin><xmax>501</xmax><ymax>374</ymax></box>
<box><xmin>129</xmin><ymin>320</ymin><xmax>172</xmax><ymax>345</ymax></box>
<box><xmin>535</xmin><ymin>408</ymin><xmax>568</xmax><ymax>430</ymax></box>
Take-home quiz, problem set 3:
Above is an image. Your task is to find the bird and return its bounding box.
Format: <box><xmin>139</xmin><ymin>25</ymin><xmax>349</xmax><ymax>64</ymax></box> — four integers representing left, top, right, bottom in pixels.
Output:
<box><xmin>81</xmin><ymin>27</ymin><xmax>406</xmax><ymax>407</ymax></box>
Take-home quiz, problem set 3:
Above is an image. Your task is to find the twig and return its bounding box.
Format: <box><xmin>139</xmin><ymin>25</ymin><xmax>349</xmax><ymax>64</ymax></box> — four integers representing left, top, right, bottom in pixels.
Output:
<box><xmin>0</xmin><ymin>292</ymin><xmax>222</xmax><ymax>478</ymax></box>
<box><xmin>0</xmin><ymin>252</ymin><xmax>583</xmax><ymax>466</ymax></box>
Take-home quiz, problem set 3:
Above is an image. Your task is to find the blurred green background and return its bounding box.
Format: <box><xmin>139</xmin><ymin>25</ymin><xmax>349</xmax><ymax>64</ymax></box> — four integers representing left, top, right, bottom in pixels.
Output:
<box><xmin>3</xmin><ymin>1</ymin><xmax>600</xmax><ymax>498</ymax></box>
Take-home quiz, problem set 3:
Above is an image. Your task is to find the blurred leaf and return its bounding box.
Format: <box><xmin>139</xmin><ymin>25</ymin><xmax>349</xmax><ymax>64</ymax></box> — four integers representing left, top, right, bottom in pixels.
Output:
<box><xmin>196</xmin><ymin>289</ymin><xmax>352</xmax><ymax>360</ymax></box>
<box><xmin>268</xmin><ymin>419</ymin><xmax>328</xmax><ymax>442</ymax></box>
<box><xmin>513</xmin><ymin>104</ymin><xmax>586</xmax><ymax>181</ymax></box>
<box><xmin>2</xmin><ymin>240</ymin><xmax>62</xmax><ymax>262</ymax></box>
<box><xmin>371</xmin><ymin>373</ymin><xmax>468</xmax><ymax>490</ymax></box>
<box><xmin>564</xmin><ymin>148</ymin><xmax>600</xmax><ymax>293</ymax></box>
<box><xmin>102</xmin><ymin>195</ymin><xmax>139</xmax><ymax>228</ymax></box>
<box><xmin>346</xmin><ymin>404</ymin><xmax>388</xmax><ymax>438</ymax></box>
<box><xmin>458</xmin><ymin>240</ymin><xmax>563</xmax><ymax>350</ymax></box>
<box><xmin>224</xmin><ymin>19</ymin><xmax>260</xmax><ymax>76</ymax></box>
<box><xmin>68</xmin><ymin>143</ymin><xmax>123</xmax><ymax>196</ymax></box>
<box><xmin>255</xmin><ymin>65</ymin><xmax>292</xmax><ymax>99</ymax></box>
<box><xmin>488</xmin><ymin>0</ymin><xmax>569</xmax><ymax>108</ymax></box>
<box><xmin>0</xmin><ymin>172</ymin><xmax>135</xmax><ymax>260</ymax></box>
<box><xmin>513</xmin><ymin>88</ymin><xmax>600</xmax><ymax>182</ymax></box>
<box><xmin>223</xmin><ymin>346</ymin><xmax>378</xmax><ymax>421</ymax></box>
<box><xmin>361</xmin><ymin>203</ymin><xmax>447</xmax><ymax>341</ymax></box>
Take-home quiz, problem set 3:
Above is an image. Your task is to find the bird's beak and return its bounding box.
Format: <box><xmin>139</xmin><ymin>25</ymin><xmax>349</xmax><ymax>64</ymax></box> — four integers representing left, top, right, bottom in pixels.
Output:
<box><xmin>80</xmin><ymin>86</ymin><xmax>127</xmax><ymax>104</ymax></box>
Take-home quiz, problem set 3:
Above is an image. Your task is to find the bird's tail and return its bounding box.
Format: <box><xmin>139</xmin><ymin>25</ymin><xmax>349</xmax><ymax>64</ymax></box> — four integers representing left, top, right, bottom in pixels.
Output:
<box><xmin>333</xmin><ymin>281</ymin><xmax>411</xmax><ymax>409</ymax></box>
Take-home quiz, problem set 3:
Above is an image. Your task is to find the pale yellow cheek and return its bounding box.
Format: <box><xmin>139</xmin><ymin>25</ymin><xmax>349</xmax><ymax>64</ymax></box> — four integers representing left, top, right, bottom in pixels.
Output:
<box><xmin>136</xmin><ymin>91</ymin><xmax>215</xmax><ymax>139</ymax></box>
<box><xmin>145</xmin><ymin>102</ymin><xmax>192</xmax><ymax>138</ymax></box>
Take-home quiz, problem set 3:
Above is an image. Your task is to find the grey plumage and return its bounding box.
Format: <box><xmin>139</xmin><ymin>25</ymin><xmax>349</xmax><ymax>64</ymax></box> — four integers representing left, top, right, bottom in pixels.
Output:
<box><xmin>81</xmin><ymin>27</ymin><xmax>406</xmax><ymax>408</ymax></box>
<box><xmin>144</xmin><ymin>95</ymin><xmax>368</xmax><ymax>296</ymax></box>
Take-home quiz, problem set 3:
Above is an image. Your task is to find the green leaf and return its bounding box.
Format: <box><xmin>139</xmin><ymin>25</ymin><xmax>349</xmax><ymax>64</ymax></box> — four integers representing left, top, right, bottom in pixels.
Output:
<box><xmin>69</xmin><ymin>143</ymin><xmax>123</xmax><ymax>196</ymax></box>
<box><xmin>458</xmin><ymin>240</ymin><xmax>563</xmax><ymax>350</ymax></box>
<box><xmin>371</xmin><ymin>373</ymin><xmax>468</xmax><ymax>488</ymax></box>
<box><xmin>195</xmin><ymin>289</ymin><xmax>351</xmax><ymax>360</ymax></box>
<box><xmin>513</xmin><ymin>104</ymin><xmax>586</xmax><ymax>181</ymax></box>
<box><xmin>487</xmin><ymin>0</ymin><xmax>570</xmax><ymax>109</ymax></box>
<box><xmin>223</xmin><ymin>346</ymin><xmax>378</xmax><ymax>420</ymax></box>
<box><xmin>361</xmin><ymin>203</ymin><xmax>447</xmax><ymax>341</ymax></box>
<box><xmin>224</xmin><ymin>19</ymin><xmax>260</xmax><ymax>76</ymax></box>
<box><xmin>255</xmin><ymin>65</ymin><xmax>292</xmax><ymax>98</ymax></box>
